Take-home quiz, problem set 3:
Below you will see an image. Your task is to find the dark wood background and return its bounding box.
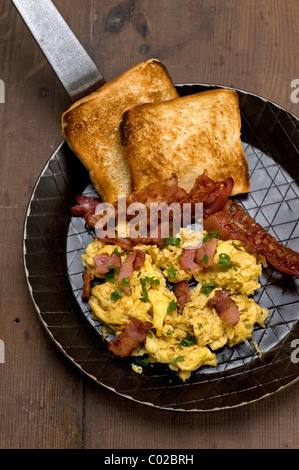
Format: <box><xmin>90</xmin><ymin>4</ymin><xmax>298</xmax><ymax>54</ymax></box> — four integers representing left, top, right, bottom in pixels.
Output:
<box><xmin>0</xmin><ymin>0</ymin><xmax>298</xmax><ymax>449</ymax></box>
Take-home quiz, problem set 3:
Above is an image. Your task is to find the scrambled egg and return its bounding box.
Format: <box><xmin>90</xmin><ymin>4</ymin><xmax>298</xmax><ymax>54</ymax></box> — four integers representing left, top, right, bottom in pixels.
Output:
<box><xmin>81</xmin><ymin>229</ymin><xmax>269</xmax><ymax>381</ymax></box>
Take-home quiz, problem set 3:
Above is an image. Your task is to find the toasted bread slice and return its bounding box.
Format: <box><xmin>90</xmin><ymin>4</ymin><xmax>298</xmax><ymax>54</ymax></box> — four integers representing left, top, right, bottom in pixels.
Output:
<box><xmin>120</xmin><ymin>88</ymin><xmax>250</xmax><ymax>196</ymax></box>
<box><xmin>61</xmin><ymin>59</ymin><xmax>179</xmax><ymax>203</ymax></box>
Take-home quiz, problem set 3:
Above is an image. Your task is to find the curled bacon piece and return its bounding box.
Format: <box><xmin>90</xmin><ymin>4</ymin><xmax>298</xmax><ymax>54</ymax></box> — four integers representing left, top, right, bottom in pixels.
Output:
<box><xmin>207</xmin><ymin>290</ymin><xmax>240</xmax><ymax>325</ymax></box>
<box><xmin>107</xmin><ymin>318</ymin><xmax>153</xmax><ymax>357</ymax></box>
<box><xmin>71</xmin><ymin>194</ymin><xmax>102</xmax><ymax>226</ymax></box>
<box><xmin>72</xmin><ymin>172</ymin><xmax>299</xmax><ymax>278</ymax></box>
<box><xmin>173</xmin><ymin>280</ymin><xmax>191</xmax><ymax>313</ymax></box>
<box><xmin>117</xmin><ymin>249</ymin><xmax>146</xmax><ymax>294</ymax></box>
<box><xmin>204</xmin><ymin>199</ymin><xmax>299</xmax><ymax>278</ymax></box>
<box><xmin>179</xmin><ymin>238</ymin><xmax>218</xmax><ymax>274</ymax></box>
<box><xmin>183</xmin><ymin>171</ymin><xmax>234</xmax><ymax>217</ymax></box>
<box><xmin>94</xmin><ymin>251</ymin><xmax>122</xmax><ymax>274</ymax></box>
<box><xmin>179</xmin><ymin>248</ymin><xmax>200</xmax><ymax>275</ymax></box>
<box><xmin>194</xmin><ymin>238</ymin><xmax>218</xmax><ymax>268</ymax></box>
<box><xmin>82</xmin><ymin>269</ymin><xmax>94</xmax><ymax>300</ymax></box>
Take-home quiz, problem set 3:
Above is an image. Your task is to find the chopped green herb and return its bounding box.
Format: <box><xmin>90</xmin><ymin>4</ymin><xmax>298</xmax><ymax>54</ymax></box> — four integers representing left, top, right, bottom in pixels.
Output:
<box><xmin>121</xmin><ymin>276</ymin><xmax>130</xmax><ymax>286</ymax></box>
<box><xmin>198</xmin><ymin>323</ymin><xmax>202</xmax><ymax>329</ymax></box>
<box><xmin>203</xmin><ymin>231</ymin><xmax>220</xmax><ymax>243</ymax></box>
<box><xmin>169</xmin><ymin>356</ymin><xmax>184</xmax><ymax>365</ymax></box>
<box><xmin>231</xmin><ymin>241</ymin><xmax>239</xmax><ymax>249</ymax></box>
<box><xmin>202</xmin><ymin>253</ymin><xmax>209</xmax><ymax>264</ymax></box>
<box><xmin>179</xmin><ymin>334</ymin><xmax>197</xmax><ymax>347</ymax></box>
<box><xmin>110</xmin><ymin>289</ymin><xmax>123</xmax><ymax>301</ymax></box>
<box><xmin>233</xmin><ymin>267</ymin><xmax>238</xmax><ymax>271</ymax></box>
<box><xmin>218</xmin><ymin>253</ymin><xmax>232</xmax><ymax>269</ymax></box>
<box><xmin>105</xmin><ymin>265</ymin><xmax>119</xmax><ymax>283</ymax></box>
<box><xmin>167</xmin><ymin>299</ymin><xmax>177</xmax><ymax>313</ymax></box>
<box><xmin>139</xmin><ymin>276</ymin><xmax>160</xmax><ymax>302</ymax></box>
<box><xmin>200</xmin><ymin>282</ymin><xmax>218</xmax><ymax>296</ymax></box>
<box><xmin>139</xmin><ymin>278</ymin><xmax>148</xmax><ymax>302</ymax></box>
<box><xmin>135</xmin><ymin>355</ymin><xmax>150</xmax><ymax>367</ymax></box>
<box><xmin>164</xmin><ymin>236</ymin><xmax>181</xmax><ymax>247</ymax></box>
<box><xmin>166</xmin><ymin>328</ymin><xmax>174</xmax><ymax>335</ymax></box>
<box><xmin>167</xmin><ymin>265</ymin><xmax>176</xmax><ymax>278</ymax></box>
<box><xmin>113</xmin><ymin>247</ymin><xmax>124</xmax><ymax>256</ymax></box>
<box><xmin>144</xmin><ymin>276</ymin><xmax>160</xmax><ymax>286</ymax></box>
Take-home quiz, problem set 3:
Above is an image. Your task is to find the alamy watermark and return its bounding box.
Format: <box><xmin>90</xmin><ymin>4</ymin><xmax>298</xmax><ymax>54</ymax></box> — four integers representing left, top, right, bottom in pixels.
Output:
<box><xmin>291</xmin><ymin>339</ymin><xmax>299</xmax><ymax>364</ymax></box>
<box><xmin>0</xmin><ymin>79</ymin><xmax>4</xmax><ymax>104</ymax></box>
<box><xmin>290</xmin><ymin>79</ymin><xmax>299</xmax><ymax>104</ymax></box>
<box><xmin>0</xmin><ymin>339</ymin><xmax>4</xmax><ymax>363</ymax></box>
<box><xmin>94</xmin><ymin>197</ymin><xmax>203</xmax><ymax>246</ymax></box>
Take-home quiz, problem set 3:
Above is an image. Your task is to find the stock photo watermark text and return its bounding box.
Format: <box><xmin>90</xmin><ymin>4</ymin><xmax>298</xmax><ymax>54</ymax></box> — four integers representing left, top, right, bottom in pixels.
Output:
<box><xmin>290</xmin><ymin>78</ymin><xmax>299</xmax><ymax>103</ymax></box>
<box><xmin>0</xmin><ymin>79</ymin><xmax>4</xmax><ymax>104</ymax></box>
<box><xmin>0</xmin><ymin>339</ymin><xmax>5</xmax><ymax>363</ymax></box>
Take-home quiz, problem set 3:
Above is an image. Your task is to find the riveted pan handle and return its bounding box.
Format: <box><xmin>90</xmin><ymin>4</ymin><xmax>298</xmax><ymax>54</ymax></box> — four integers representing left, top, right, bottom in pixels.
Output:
<box><xmin>11</xmin><ymin>0</ymin><xmax>106</xmax><ymax>102</ymax></box>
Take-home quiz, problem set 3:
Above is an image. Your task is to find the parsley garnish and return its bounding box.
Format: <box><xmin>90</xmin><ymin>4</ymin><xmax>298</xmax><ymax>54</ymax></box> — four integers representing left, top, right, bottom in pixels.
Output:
<box><xmin>202</xmin><ymin>254</ymin><xmax>209</xmax><ymax>264</ymax></box>
<box><xmin>135</xmin><ymin>355</ymin><xmax>150</xmax><ymax>367</ymax></box>
<box><xmin>113</xmin><ymin>247</ymin><xmax>124</xmax><ymax>256</ymax></box>
<box><xmin>167</xmin><ymin>265</ymin><xmax>176</xmax><ymax>278</ymax></box>
<box><xmin>167</xmin><ymin>299</ymin><xmax>177</xmax><ymax>313</ymax></box>
<box><xmin>105</xmin><ymin>265</ymin><xmax>119</xmax><ymax>283</ymax></box>
<box><xmin>169</xmin><ymin>356</ymin><xmax>184</xmax><ymax>365</ymax></box>
<box><xmin>164</xmin><ymin>237</ymin><xmax>181</xmax><ymax>247</ymax></box>
<box><xmin>200</xmin><ymin>282</ymin><xmax>218</xmax><ymax>296</ymax></box>
<box><xmin>179</xmin><ymin>334</ymin><xmax>197</xmax><ymax>348</ymax></box>
<box><xmin>121</xmin><ymin>276</ymin><xmax>130</xmax><ymax>286</ymax></box>
<box><xmin>203</xmin><ymin>231</ymin><xmax>220</xmax><ymax>243</ymax></box>
<box><xmin>138</xmin><ymin>276</ymin><xmax>160</xmax><ymax>303</ymax></box>
<box><xmin>110</xmin><ymin>289</ymin><xmax>123</xmax><ymax>301</ymax></box>
<box><xmin>218</xmin><ymin>253</ymin><xmax>232</xmax><ymax>269</ymax></box>
<box><xmin>139</xmin><ymin>278</ymin><xmax>148</xmax><ymax>302</ymax></box>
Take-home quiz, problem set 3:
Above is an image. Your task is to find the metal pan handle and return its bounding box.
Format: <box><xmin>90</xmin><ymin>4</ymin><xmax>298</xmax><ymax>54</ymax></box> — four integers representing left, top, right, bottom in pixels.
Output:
<box><xmin>11</xmin><ymin>0</ymin><xmax>106</xmax><ymax>102</ymax></box>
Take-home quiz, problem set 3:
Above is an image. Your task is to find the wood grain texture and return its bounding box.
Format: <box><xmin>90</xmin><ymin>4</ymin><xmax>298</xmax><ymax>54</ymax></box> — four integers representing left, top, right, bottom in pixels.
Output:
<box><xmin>0</xmin><ymin>0</ymin><xmax>298</xmax><ymax>449</ymax></box>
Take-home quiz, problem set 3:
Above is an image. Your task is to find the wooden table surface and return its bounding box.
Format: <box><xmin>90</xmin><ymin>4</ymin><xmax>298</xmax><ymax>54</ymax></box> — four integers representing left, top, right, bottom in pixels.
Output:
<box><xmin>1</xmin><ymin>0</ymin><xmax>298</xmax><ymax>450</ymax></box>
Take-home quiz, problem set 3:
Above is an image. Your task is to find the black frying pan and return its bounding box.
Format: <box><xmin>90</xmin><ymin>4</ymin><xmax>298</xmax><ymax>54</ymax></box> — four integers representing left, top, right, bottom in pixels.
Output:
<box><xmin>13</xmin><ymin>0</ymin><xmax>299</xmax><ymax>411</ymax></box>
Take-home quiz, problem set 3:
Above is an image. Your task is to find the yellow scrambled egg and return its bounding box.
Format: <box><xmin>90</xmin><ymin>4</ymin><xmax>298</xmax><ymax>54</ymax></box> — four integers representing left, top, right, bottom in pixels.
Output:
<box><xmin>81</xmin><ymin>229</ymin><xmax>269</xmax><ymax>381</ymax></box>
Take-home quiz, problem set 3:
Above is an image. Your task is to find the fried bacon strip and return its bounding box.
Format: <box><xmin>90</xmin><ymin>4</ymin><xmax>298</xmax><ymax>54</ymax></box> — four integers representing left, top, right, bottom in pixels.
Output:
<box><xmin>183</xmin><ymin>171</ymin><xmax>234</xmax><ymax>217</ymax></box>
<box><xmin>173</xmin><ymin>280</ymin><xmax>191</xmax><ymax>313</ymax></box>
<box><xmin>117</xmin><ymin>249</ymin><xmax>146</xmax><ymax>294</ymax></box>
<box><xmin>179</xmin><ymin>238</ymin><xmax>218</xmax><ymax>274</ymax></box>
<box><xmin>107</xmin><ymin>318</ymin><xmax>153</xmax><ymax>357</ymax></box>
<box><xmin>94</xmin><ymin>251</ymin><xmax>122</xmax><ymax>274</ymax></box>
<box><xmin>207</xmin><ymin>290</ymin><xmax>240</xmax><ymax>325</ymax></box>
<box><xmin>82</xmin><ymin>269</ymin><xmax>94</xmax><ymax>300</ymax></box>
<box><xmin>204</xmin><ymin>199</ymin><xmax>299</xmax><ymax>278</ymax></box>
<box><xmin>72</xmin><ymin>172</ymin><xmax>299</xmax><ymax>278</ymax></box>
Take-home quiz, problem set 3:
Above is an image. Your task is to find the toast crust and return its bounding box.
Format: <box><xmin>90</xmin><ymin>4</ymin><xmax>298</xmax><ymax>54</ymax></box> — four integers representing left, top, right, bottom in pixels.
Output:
<box><xmin>61</xmin><ymin>59</ymin><xmax>179</xmax><ymax>204</ymax></box>
<box><xmin>120</xmin><ymin>89</ymin><xmax>250</xmax><ymax>196</ymax></box>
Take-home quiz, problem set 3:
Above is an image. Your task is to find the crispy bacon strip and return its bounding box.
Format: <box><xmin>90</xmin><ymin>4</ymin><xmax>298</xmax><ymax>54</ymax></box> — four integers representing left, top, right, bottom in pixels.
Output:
<box><xmin>179</xmin><ymin>248</ymin><xmax>200</xmax><ymax>275</ymax></box>
<box><xmin>207</xmin><ymin>290</ymin><xmax>240</xmax><ymax>325</ymax></box>
<box><xmin>173</xmin><ymin>280</ymin><xmax>191</xmax><ymax>313</ymax></box>
<box><xmin>204</xmin><ymin>199</ymin><xmax>299</xmax><ymax>278</ymax></box>
<box><xmin>179</xmin><ymin>238</ymin><xmax>218</xmax><ymax>274</ymax></box>
<box><xmin>71</xmin><ymin>194</ymin><xmax>101</xmax><ymax>216</ymax></box>
<box><xmin>117</xmin><ymin>249</ymin><xmax>146</xmax><ymax>294</ymax></box>
<box><xmin>94</xmin><ymin>251</ymin><xmax>122</xmax><ymax>274</ymax></box>
<box><xmin>82</xmin><ymin>269</ymin><xmax>94</xmax><ymax>300</ymax></box>
<box><xmin>194</xmin><ymin>238</ymin><xmax>218</xmax><ymax>268</ymax></box>
<box><xmin>183</xmin><ymin>171</ymin><xmax>234</xmax><ymax>217</ymax></box>
<box><xmin>107</xmin><ymin>318</ymin><xmax>153</xmax><ymax>357</ymax></box>
<box><xmin>72</xmin><ymin>172</ymin><xmax>299</xmax><ymax>277</ymax></box>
